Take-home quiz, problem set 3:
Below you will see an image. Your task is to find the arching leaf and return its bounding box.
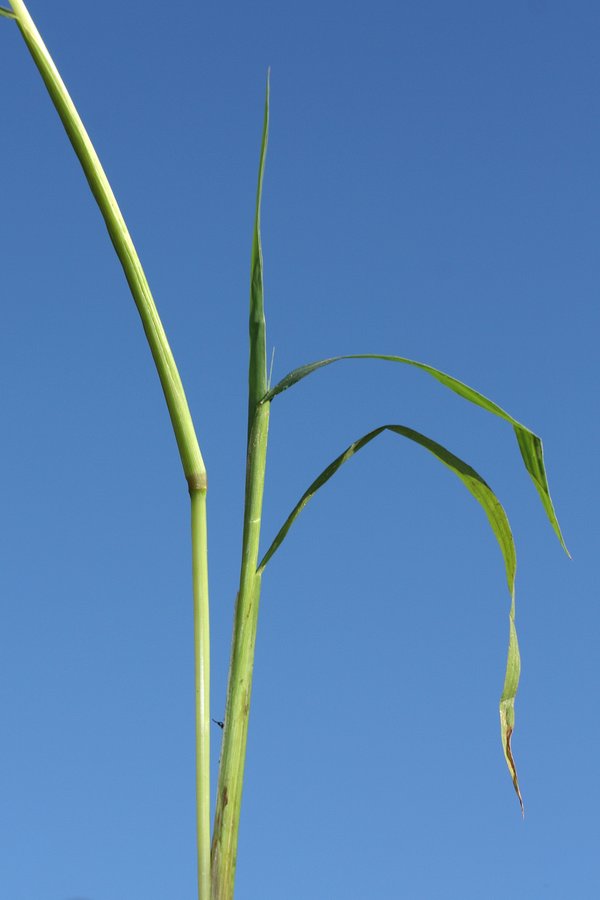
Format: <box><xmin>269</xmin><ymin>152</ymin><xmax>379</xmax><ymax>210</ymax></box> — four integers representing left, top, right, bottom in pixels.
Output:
<box><xmin>258</xmin><ymin>424</ymin><xmax>523</xmax><ymax>808</ymax></box>
<box><xmin>261</xmin><ymin>354</ymin><xmax>568</xmax><ymax>557</ymax></box>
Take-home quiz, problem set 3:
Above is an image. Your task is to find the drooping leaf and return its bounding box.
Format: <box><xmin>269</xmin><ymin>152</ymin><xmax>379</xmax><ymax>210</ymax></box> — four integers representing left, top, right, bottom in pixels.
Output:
<box><xmin>261</xmin><ymin>354</ymin><xmax>569</xmax><ymax>556</ymax></box>
<box><xmin>258</xmin><ymin>423</ymin><xmax>523</xmax><ymax>807</ymax></box>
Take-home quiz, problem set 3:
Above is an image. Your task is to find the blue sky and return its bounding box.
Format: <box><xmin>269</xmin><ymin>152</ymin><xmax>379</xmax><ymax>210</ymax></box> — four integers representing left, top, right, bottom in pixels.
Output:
<box><xmin>0</xmin><ymin>1</ymin><xmax>598</xmax><ymax>898</ymax></box>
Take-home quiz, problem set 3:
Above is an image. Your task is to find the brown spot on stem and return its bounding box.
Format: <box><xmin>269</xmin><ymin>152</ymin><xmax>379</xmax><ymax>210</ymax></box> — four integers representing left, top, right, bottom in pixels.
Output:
<box><xmin>187</xmin><ymin>471</ymin><xmax>208</xmax><ymax>492</ymax></box>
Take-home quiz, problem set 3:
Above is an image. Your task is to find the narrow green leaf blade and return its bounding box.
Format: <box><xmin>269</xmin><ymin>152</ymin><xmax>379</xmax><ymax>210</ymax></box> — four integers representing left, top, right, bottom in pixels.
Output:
<box><xmin>247</xmin><ymin>71</ymin><xmax>270</xmax><ymax>433</ymax></box>
<box><xmin>259</xmin><ymin>422</ymin><xmax>516</xmax><ymax>586</ymax></box>
<box><xmin>259</xmin><ymin>426</ymin><xmax>386</xmax><ymax>571</ymax></box>
<box><xmin>258</xmin><ymin>423</ymin><xmax>523</xmax><ymax>807</ymax></box>
<box><xmin>0</xmin><ymin>7</ymin><xmax>16</xmax><ymax>19</ymax></box>
<box><xmin>262</xmin><ymin>354</ymin><xmax>568</xmax><ymax>555</ymax></box>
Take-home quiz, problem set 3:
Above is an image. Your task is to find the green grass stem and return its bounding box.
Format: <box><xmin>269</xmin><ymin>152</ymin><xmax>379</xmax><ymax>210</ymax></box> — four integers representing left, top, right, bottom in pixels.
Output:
<box><xmin>192</xmin><ymin>489</ymin><xmax>212</xmax><ymax>896</ymax></box>
<box><xmin>6</xmin><ymin>3</ymin><xmax>211</xmax><ymax>896</ymax></box>
<box><xmin>210</xmin><ymin>403</ymin><xmax>270</xmax><ymax>899</ymax></box>
<box><xmin>7</xmin><ymin>0</ymin><xmax>206</xmax><ymax>490</ymax></box>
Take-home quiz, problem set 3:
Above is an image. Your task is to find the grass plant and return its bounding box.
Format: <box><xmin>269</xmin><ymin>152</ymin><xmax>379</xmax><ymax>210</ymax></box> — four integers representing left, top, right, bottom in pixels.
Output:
<box><xmin>2</xmin><ymin>3</ymin><xmax>569</xmax><ymax>898</ymax></box>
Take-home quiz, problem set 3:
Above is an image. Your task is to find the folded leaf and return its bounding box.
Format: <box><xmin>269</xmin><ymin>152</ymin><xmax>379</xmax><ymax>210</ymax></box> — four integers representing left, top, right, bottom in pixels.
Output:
<box><xmin>247</xmin><ymin>69</ymin><xmax>270</xmax><ymax>434</ymax></box>
<box><xmin>261</xmin><ymin>354</ymin><xmax>568</xmax><ymax>557</ymax></box>
<box><xmin>258</xmin><ymin>423</ymin><xmax>523</xmax><ymax>808</ymax></box>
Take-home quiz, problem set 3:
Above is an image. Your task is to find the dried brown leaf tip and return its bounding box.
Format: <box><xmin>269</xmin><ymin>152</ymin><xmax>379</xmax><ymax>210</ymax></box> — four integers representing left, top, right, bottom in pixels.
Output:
<box><xmin>505</xmin><ymin>727</ymin><xmax>524</xmax><ymax>817</ymax></box>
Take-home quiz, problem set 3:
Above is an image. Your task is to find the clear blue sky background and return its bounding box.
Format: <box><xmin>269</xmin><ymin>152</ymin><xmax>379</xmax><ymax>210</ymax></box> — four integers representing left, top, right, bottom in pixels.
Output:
<box><xmin>0</xmin><ymin>2</ymin><xmax>597</xmax><ymax>898</ymax></box>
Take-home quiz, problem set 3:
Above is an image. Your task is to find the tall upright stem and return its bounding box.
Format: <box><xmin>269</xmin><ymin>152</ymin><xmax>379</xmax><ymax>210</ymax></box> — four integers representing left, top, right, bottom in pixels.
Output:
<box><xmin>211</xmin><ymin>74</ymin><xmax>270</xmax><ymax>899</ymax></box>
<box><xmin>211</xmin><ymin>402</ymin><xmax>270</xmax><ymax>899</ymax></box>
<box><xmin>191</xmin><ymin>488</ymin><xmax>211</xmax><ymax>898</ymax></box>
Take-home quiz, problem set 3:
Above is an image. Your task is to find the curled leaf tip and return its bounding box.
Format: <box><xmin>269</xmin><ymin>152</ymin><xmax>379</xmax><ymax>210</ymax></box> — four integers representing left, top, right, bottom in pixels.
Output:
<box><xmin>506</xmin><ymin>726</ymin><xmax>524</xmax><ymax>816</ymax></box>
<box><xmin>500</xmin><ymin>701</ymin><xmax>524</xmax><ymax>816</ymax></box>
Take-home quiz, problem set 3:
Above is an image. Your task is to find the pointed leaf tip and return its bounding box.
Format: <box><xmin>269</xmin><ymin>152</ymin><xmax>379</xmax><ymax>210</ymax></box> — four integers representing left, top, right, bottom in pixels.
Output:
<box><xmin>514</xmin><ymin>427</ymin><xmax>570</xmax><ymax>557</ymax></box>
<box><xmin>499</xmin><ymin>607</ymin><xmax>524</xmax><ymax>812</ymax></box>
<box><xmin>247</xmin><ymin>74</ymin><xmax>270</xmax><ymax>430</ymax></box>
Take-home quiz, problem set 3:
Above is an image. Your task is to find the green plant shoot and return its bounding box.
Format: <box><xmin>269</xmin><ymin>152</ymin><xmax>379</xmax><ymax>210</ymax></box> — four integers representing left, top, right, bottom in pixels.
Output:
<box><xmin>2</xmin><ymin>3</ymin><xmax>570</xmax><ymax>897</ymax></box>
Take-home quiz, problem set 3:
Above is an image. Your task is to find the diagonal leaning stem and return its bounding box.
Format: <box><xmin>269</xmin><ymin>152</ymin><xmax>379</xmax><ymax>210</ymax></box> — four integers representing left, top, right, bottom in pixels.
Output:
<box><xmin>6</xmin><ymin>0</ymin><xmax>204</xmax><ymax>484</ymax></box>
